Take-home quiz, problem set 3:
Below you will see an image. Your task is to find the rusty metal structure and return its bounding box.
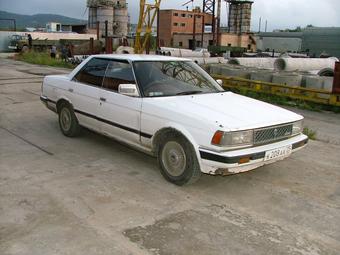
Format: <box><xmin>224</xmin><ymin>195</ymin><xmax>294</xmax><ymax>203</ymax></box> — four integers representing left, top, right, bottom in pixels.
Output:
<box><xmin>201</xmin><ymin>0</ymin><xmax>216</xmax><ymax>45</ymax></box>
<box><xmin>134</xmin><ymin>0</ymin><xmax>162</xmax><ymax>54</ymax></box>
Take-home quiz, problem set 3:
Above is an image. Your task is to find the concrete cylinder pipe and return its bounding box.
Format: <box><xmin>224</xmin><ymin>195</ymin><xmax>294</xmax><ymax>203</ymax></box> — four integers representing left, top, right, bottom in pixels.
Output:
<box><xmin>274</xmin><ymin>58</ymin><xmax>338</xmax><ymax>72</ymax></box>
<box><xmin>228</xmin><ymin>58</ymin><xmax>277</xmax><ymax>69</ymax></box>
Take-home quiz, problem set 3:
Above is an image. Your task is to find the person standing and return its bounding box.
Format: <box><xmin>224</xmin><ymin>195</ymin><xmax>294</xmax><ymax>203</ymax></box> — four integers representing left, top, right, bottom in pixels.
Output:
<box><xmin>50</xmin><ymin>45</ymin><xmax>57</xmax><ymax>58</ymax></box>
<box><xmin>61</xmin><ymin>45</ymin><xmax>68</xmax><ymax>62</ymax></box>
<box><xmin>27</xmin><ymin>34</ymin><xmax>33</xmax><ymax>49</ymax></box>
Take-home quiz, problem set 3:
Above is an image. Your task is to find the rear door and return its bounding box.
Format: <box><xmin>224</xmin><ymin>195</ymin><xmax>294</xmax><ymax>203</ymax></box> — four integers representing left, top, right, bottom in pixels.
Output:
<box><xmin>70</xmin><ymin>58</ymin><xmax>109</xmax><ymax>131</ymax></box>
<box><xmin>98</xmin><ymin>60</ymin><xmax>142</xmax><ymax>144</ymax></box>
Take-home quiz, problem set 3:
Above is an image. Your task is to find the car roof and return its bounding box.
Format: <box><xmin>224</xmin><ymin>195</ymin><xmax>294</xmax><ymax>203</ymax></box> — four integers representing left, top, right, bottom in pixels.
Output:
<box><xmin>92</xmin><ymin>54</ymin><xmax>191</xmax><ymax>62</ymax></box>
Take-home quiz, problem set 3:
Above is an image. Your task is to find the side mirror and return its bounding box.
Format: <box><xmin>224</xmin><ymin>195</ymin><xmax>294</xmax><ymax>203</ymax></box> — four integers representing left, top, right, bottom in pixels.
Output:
<box><xmin>216</xmin><ymin>79</ymin><xmax>223</xmax><ymax>86</ymax></box>
<box><xmin>118</xmin><ymin>84</ymin><xmax>139</xmax><ymax>97</ymax></box>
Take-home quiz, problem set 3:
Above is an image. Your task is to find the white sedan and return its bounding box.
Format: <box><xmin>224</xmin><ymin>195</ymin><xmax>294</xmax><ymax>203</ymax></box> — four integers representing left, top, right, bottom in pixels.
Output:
<box><xmin>40</xmin><ymin>54</ymin><xmax>308</xmax><ymax>185</ymax></box>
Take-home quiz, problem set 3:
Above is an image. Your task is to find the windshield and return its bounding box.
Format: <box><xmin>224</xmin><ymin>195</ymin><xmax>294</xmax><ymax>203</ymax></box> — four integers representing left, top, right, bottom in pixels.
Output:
<box><xmin>133</xmin><ymin>61</ymin><xmax>224</xmax><ymax>97</ymax></box>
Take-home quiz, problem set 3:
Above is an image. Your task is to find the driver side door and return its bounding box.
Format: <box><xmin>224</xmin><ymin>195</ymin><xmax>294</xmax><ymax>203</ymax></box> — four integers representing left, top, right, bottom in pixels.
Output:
<box><xmin>98</xmin><ymin>60</ymin><xmax>142</xmax><ymax>144</ymax></box>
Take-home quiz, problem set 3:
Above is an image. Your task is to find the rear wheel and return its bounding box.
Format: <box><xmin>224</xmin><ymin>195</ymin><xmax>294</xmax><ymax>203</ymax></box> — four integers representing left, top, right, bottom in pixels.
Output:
<box><xmin>58</xmin><ymin>103</ymin><xmax>80</xmax><ymax>137</ymax></box>
<box><xmin>158</xmin><ymin>133</ymin><xmax>201</xmax><ymax>186</ymax></box>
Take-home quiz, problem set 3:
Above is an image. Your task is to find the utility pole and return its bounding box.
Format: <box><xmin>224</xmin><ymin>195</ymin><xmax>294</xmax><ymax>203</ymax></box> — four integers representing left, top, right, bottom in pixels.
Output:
<box><xmin>265</xmin><ymin>20</ymin><xmax>268</xmax><ymax>32</ymax></box>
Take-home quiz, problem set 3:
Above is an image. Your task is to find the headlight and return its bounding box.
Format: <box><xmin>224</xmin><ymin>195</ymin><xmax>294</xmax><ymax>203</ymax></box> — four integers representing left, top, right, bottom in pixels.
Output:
<box><xmin>212</xmin><ymin>130</ymin><xmax>253</xmax><ymax>148</ymax></box>
<box><xmin>292</xmin><ymin>120</ymin><xmax>303</xmax><ymax>135</ymax></box>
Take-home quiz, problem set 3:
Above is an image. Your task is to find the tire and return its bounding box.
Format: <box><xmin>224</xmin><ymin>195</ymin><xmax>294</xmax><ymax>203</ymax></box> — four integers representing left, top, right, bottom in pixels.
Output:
<box><xmin>21</xmin><ymin>45</ymin><xmax>29</xmax><ymax>53</ymax></box>
<box><xmin>58</xmin><ymin>103</ymin><xmax>80</xmax><ymax>137</ymax></box>
<box><xmin>158</xmin><ymin>133</ymin><xmax>202</xmax><ymax>186</ymax></box>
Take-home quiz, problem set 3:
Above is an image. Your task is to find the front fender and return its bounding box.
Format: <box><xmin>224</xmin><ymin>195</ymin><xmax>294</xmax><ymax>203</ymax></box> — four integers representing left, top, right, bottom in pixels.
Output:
<box><xmin>152</xmin><ymin>122</ymin><xmax>203</xmax><ymax>169</ymax></box>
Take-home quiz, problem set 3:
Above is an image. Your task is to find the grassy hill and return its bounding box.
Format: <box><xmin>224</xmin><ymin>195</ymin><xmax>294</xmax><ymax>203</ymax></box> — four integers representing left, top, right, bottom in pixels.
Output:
<box><xmin>0</xmin><ymin>10</ymin><xmax>86</xmax><ymax>30</ymax></box>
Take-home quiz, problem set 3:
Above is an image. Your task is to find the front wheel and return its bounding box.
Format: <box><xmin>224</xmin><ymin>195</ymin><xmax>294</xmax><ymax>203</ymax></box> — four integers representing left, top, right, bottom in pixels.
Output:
<box><xmin>158</xmin><ymin>133</ymin><xmax>201</xmax><ymax>186</ymax></box>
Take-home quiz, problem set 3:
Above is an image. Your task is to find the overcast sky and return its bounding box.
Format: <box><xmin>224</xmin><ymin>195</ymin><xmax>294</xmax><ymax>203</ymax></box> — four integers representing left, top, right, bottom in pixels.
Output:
<box><xmin>1</xmin><ymin>0</ymin><xmax>339</xmax><ymax>31</ymax></box>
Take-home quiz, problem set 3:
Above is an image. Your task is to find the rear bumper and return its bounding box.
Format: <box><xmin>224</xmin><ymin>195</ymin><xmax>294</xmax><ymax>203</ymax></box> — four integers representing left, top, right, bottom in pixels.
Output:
<box><xmin>199</xmin><ymin>134</ymin><xmax>308</xmax><ymax>175</ymax></box>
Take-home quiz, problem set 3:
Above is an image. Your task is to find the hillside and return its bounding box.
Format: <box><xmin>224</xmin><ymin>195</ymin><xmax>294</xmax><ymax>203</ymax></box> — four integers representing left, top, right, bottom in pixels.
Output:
<box><xmin>0</xmin><ymin>10</ymin><xmax>86</xmax><ymax>30</ymax></box>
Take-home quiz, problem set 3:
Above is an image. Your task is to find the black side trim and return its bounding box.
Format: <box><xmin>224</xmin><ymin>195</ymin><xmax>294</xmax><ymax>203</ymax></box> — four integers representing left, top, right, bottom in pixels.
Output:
<box><xmin>200</xmin><ymin>151</ymin><xmax>265</xmax><ymax>164</ymax></box>
<box><xmin>40</xmin><ymin>96</ymin><xmax>56</xmax><ymax>105</ymax></box>
<box><xmin>47</xmin><ymin>99</ymin><xmax>57</xmax><ymax>104</ymax></box>
<box><xmin>200</xmin><ymin>138</ymin><xmax>309</xmax><ymax>164</ymax></box>
<box><xmin>74</xmin><ymin>109</ymin><xmax>152</xmax><ymax>139</ymax></box>
<box><xmin>42</xmin><ymin>96</ymin><xmax>152</xmax><ymax>138</ymax></box>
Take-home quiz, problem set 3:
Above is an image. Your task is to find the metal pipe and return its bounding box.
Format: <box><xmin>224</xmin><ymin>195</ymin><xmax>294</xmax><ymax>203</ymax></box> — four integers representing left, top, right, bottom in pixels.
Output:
<box><xmin>156</xmin><ymin>8</ymin><xmax>160</xmax><ymax>49</ymax></box>
<box><xmin>239</xmin><ymin>2</ymin><xmax>243</xmax><ymax>34</ymax></box>
<box><xmin>193</xmin><ymin>14</ymin><xmax>197</xmax><ymax>50</ymax></box>
<box><xmin>105</xmin><ymin>20</ymin><xmax>108</xmax><ymax>38</ymax></box>
<box><xmin>90</xmin><ymin>37</ymin><xmax>94</xmax><ymax>55</ymax></box>
<box><xmin>96</xmin><ymin>21</ymin><xmax>100</xmax><ymax>40</ymax></box>
<box><xmin>201</xmin><ymin>0</ymin><xmax>206</xmax><ymax>45</ymax></box>
<box><xmin>227</xmin><ymin>2</ymin><xmax>231</xmax><ymax>33</ymax></box>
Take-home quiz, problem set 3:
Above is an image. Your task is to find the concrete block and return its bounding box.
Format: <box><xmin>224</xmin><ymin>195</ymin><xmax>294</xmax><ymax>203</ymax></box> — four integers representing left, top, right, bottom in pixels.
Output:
<box><xmin>305</xmin><ymin>76</ymin><xmax>323</xmax><ymax>90</ymax></box>
<box><xmin>272</xmin><ymin>73</ymin><xmax>302</xmax><ymax>87</ymax></box>
<box><xmin>250</xmin><ymin>71</ymin><xmax>273</xmax><ymax>83</ymax></box>
<box><xmin>220</xmin><ymin>66</ymin><xmax>250</xmax><ymax>79</ymax></box>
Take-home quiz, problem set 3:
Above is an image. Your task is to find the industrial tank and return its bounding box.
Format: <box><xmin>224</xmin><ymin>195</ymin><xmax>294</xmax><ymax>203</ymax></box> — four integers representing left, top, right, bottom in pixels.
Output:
<box><xmin>87</xmin><ymin>0</ymin><xmax>128</xmax><ymax>37</ymax></box>
<box><xmin>114</xmin><ymin>3</ymin><xmax>128</xmax><ymax>37</ymax></box>
<box><xmin>97</xmin><ymin>6</ymin><xmax>114</xmax><ymax>36</ymax></box>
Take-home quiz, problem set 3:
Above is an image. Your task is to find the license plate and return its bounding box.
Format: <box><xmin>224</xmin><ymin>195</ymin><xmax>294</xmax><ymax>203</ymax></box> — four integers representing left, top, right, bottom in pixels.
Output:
<box><xmin>264</xmin><ymin>145</ymin><xmax>292</xmax><ymax>161</ymax></box>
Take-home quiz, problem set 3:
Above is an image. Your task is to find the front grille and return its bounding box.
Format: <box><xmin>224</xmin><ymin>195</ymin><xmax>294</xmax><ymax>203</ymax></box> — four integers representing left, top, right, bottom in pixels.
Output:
<box><xmin>254</xmin><ymin>124</ymin><xmax>293</xmax><ymax>145</ymax></box>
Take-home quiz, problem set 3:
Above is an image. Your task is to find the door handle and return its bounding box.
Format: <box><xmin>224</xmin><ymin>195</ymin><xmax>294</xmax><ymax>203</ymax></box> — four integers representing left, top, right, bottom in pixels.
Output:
<box><xmin>68</xmin><ymin>88</ymin><xmax>74</xmax><ymax>92</ymax></box>
<box><xmin>100</xmin><ymin>97</ymin><xmax>106</xmax><ymax>102</ymax></box>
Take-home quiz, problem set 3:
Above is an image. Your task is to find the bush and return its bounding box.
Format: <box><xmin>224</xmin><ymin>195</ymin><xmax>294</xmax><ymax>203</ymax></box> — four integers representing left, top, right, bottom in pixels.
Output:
<box><xmin>16</xmin><ymin>51</ymin><xmax>74</xmax><ymax>69</ymax></box>
<box><xmin>303</xmin><ymin>127</ymin><xmax>317</xmax><ymax>140</ymax></box>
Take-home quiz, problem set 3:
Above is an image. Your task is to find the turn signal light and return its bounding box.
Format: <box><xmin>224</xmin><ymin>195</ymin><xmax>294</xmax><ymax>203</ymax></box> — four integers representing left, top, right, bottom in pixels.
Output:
<box><xmin>238</xmin><ymin>157</ymin><xmax>250</xmax><ymax>164</ymax></box>
<box><xmin>211</xmin><ymin>131</ymin><xmax>224</xmax><ymax>145</ymax></box>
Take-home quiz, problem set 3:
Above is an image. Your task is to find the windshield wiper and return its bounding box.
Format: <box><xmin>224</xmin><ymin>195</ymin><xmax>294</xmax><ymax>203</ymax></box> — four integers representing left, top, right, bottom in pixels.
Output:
<box><xmin>176</xmin><ymin>90</ymin><xmax>203</xmax><ymax>95</ymax></box>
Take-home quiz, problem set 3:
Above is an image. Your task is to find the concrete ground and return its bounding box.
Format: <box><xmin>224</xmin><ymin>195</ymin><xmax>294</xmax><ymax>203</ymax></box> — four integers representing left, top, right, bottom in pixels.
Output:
<box><xmin>0</xmin><ymin>57</ymin><xmax>339</xmax><ymax>255</ymax></box>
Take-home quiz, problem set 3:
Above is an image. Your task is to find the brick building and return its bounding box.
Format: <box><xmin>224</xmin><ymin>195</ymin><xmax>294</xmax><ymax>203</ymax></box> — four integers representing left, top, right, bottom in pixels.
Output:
<box><xmin>158</xmin><ymin>8</ymin><xmax>213</xmax><ymax>48</ymax></box>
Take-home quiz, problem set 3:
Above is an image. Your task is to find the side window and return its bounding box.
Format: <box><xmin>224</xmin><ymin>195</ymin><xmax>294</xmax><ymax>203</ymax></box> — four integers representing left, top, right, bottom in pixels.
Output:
<box><xmin>74</xmin><ymin>58</ymin><xmax>109</xmax><ymax>87</ymax></box>
<box><xmin>102</xmin><ymin>61</ymin><xmax>135</xmax><ymax>92</ymax></box>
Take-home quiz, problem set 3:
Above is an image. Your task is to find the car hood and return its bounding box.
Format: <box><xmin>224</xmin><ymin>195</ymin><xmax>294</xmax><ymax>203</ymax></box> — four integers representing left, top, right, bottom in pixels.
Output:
<box><xmin>143</xmin><ymin>92</ymin><xmax>303</xmax><ymax>131</ymax></box>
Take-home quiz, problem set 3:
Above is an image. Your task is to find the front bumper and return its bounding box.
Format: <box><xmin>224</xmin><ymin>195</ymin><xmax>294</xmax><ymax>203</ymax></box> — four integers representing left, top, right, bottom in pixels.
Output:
<box><xmin>199</xmin><ymin>134</ymin><xmax>308</xmax><ymax>175</ymax></box>
<box><xmin>40</xmin><ymin>95</ymin><xmax>57</xmax><ymax>113</ymax></box>
<box><xmin>8</xmin><ymin>46</ymin><xmax>18</xmax><ymax>50</ymax></box>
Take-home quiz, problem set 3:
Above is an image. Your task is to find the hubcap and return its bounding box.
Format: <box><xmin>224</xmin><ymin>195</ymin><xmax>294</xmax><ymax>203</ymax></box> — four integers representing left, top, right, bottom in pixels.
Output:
<box><xmin>60</xmin><ymin>108</ymin><xmax>72</xmax><ymax>131</ymax></box>
<box><xmin>161</xmin><ymin>141</ymin><xmax>186</xmax><ymax>177</ymax></box>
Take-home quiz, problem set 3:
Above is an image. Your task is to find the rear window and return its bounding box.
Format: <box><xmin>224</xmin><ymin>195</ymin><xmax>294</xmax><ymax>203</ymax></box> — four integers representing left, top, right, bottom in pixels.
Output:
<box><xmin>74</xmin><ymin>58</ymin><xmax>109</xmax><ymax>87</ymax></box>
